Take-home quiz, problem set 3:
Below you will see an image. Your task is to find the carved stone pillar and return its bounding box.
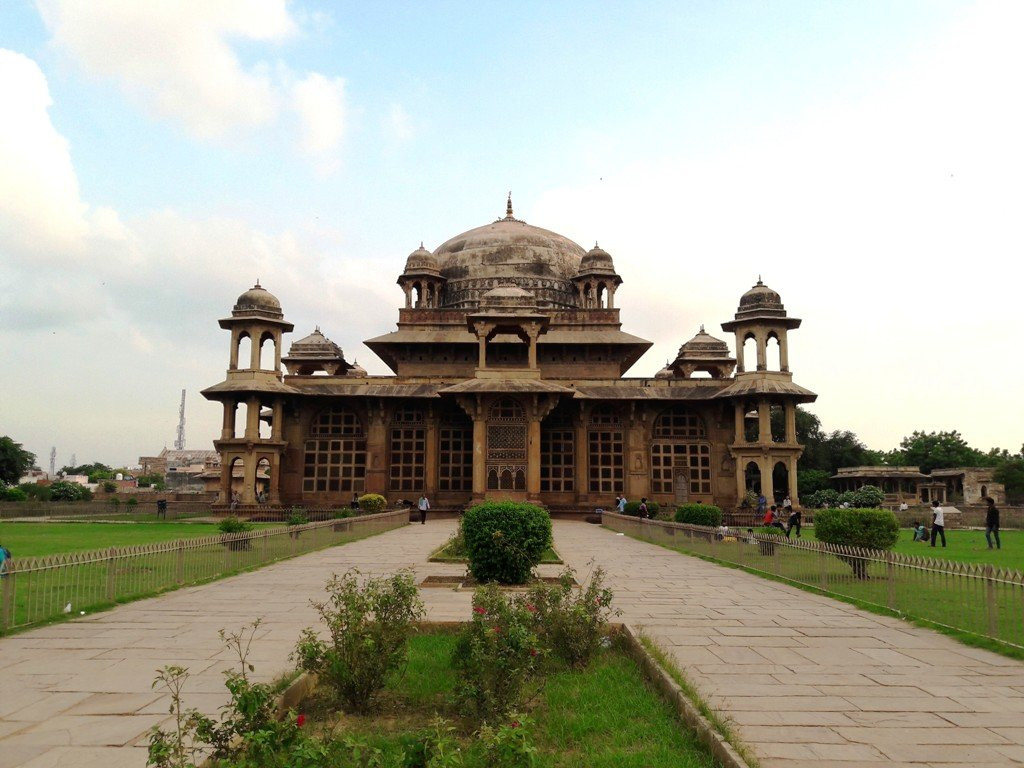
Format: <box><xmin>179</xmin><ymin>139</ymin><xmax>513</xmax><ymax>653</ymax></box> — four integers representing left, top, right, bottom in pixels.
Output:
<box><xmin>271</xmin><ymin>400</ymin><xmax>284</xmax><ymax>441</ymax></box>
<box><xmin>425</xmin><ymin>409</ymin><xmax>439</xmax><ymax>497</ymax></box>
<box><xmin>363</xmin><ymin>399</ymin><xmax>389</xmax><ymax>495</ymax></box>
<box><xmin>733</xmin><ymin>402</ymin><xmax>745</xmax><ymax>444</ymax></box>
<box><xmin>757</xmin><ymin>398</ymin><xmax>770</xmax><ymax>445</ymax></box>
<box><xmin>244</xmin><ymin>396</ymin><xmax>260</xmax><ymax>441</ymax></box>
<box><xmin>222</xmin><ymin>400</ymin><xmax>235</xmax><ymax>440</ymax></box>
<box><xmin>784</xmin><ymin>402</ymin><xmax>797</xmax><ymax>444</ymax></box>
<box><xmin>241</xmin><ymin>451</ymin><xmax>258</xmax><ymax>504</ymax></box>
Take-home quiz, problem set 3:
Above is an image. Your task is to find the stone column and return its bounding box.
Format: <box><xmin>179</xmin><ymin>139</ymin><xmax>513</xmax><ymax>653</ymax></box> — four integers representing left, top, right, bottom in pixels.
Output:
<box><xmin>760</xmin><ymin>456</ymin><xmax>774</xmax><ymax>505</ymax></box>
<box><xmin>249</xmin><ymin>329</ymin><xmax>261</xmax><ymax>370</ymax></box>
<box><xmin>268</xmin><ymin>452</ymin><xmax>282</xmax><ymax>504</ymax></box>
<box><xmin>472</xmin><ymin>410</ymin><xmax>486</xmax><ymax>500</ymax></box>
<box><xmin>735</xmin><ymin>456</ymin><xmax>747</xmax><ymax>504</ymax></box>
<box><xmin>526</xmin><ymin>324</ymin><xmax>540</xmax><ymax>369</ymax></box>
<box><xmin>789</xmin><ymin>455</ymin><xmax>800</xmax><ymax>507</ymax></box>
<box><xmin>757</xmin><ymin>398</ymin><xmax>771</xmax><ymax>445</ymax></box>
<box><xmin>271</xmin><ymin>400</ymin><xmax>283</xmax><ymax>441</ymax></box>
<box><xmin>779</xmin><ymin>333</ymin><xmax>790</xmax><ymax>372</ymax></box>
<box><xmin>273</xmin><ymin>334</ymin><xmax>282</xmax><ymax>373</ymax></box>
<box><xmin>229</xmin><ymin>330</ymin><xmax>240</xmax><ymax>370</ymax></box>
<box><xmin>219</xmin><ymin>458</ymin><xmax>232</xmax><ymax>504</ymax></box>
<box><xmin>733</xmin><ymin>402</ymin><xmax>745</xmax><ymax>444</ymax></box>
<box><xmin>756</xmin><ymin>331</ymin><xmax>767</xmax><ymax>371</ymax></box>
<box><xmin>244</xmin><ymin>397</ymin><xmax>260</xmax><ymax>441</ymax></box>
<box><xmin>784</xmin><ymin>401</ymin><xmax>797</xmax><ymax>444</ymax></box>
<box><xmin>222</xmin><ymin>400</ymin><xmax>236</xmax><ymax>440</ymax></box>
<box><xmin>527</xmin><ymin>416</ymin><xmax>541</xmax><ymax>499</ymax></box>
<box><xmin>625</xmin><ymin>404</ymin><xmax>649</xmax><ymax>502</ymax></box>
<box><xmin>574</xmin><ymin>407</ymin><xmax>588</xmax><ymax>503</ymax></box>
<box><xmin>241</xmin><ymin>452</ymin><xmax>258</xmax><ymax>504</ymax></box>
<box><xmin>734</xmin><ymin>332</ymin><xmax>744</xmax><ymax>372</ymax></box>
<box><xmin>363</xmin><ymin>401</ymin><xmax>389</xmax><ymax>495</ymax></box>
<box><xmin>424</xmin><ymin>411</ymin><xmax>439</xmax><ymax>497</ymax></box>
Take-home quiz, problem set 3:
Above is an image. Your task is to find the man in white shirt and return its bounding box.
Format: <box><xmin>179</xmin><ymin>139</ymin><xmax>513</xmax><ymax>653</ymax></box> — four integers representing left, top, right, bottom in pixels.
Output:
<box><xmin>417</xmin><ymin>495</ymin><xmax>430</xmax><ymax>525</ymax></box>
<box><xmin>930</xmin><ymin>499</ymin><xmax>947</xmax><ymax>547</ymax></box>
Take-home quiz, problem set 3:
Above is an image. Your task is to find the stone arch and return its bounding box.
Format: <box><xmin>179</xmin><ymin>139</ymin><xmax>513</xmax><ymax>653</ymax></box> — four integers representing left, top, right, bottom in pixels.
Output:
<box><xmin>766</xmin><ymin>331</ymin><xmax>781</xmax><ymax>371</ymax></box>
<box><xmin>258</xmin><ymin>331</ymin><xmax>276</xmax><ymax>371</ymax></box>
<box><xmin>236</xmin><ymin>332</ymin><xmax>252</xmax><ymax>370</ymax></box>
<box><xmin>772</xmin><ymin>461</ymin><xmax>789</xmax><ymax>504</ymax></box>
<box><xmin>742</xmin><ymin>332</ymin><xmax>757</xmax><ymax>372</ymax></box>
<box><xmin>745</xmin><ymin>461</ymin><xmax>762</xmax><ymax>494</ymax></box>
<box><xmin>255</xmin><ymin>457</ymin><xmax>271</xmax><ymax>501</ymax></box>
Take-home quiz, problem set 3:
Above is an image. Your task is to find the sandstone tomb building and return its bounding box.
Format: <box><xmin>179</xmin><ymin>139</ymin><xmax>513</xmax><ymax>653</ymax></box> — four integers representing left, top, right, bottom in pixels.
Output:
<box><xmin>202</xmin><ymin>199</ymin><xmax>816</xmax><ymax>511</ymax></box>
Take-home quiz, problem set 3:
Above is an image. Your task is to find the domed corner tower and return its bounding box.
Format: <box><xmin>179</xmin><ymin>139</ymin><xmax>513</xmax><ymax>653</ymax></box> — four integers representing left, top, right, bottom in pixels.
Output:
<box><xmin>201</xmin><ymin>283</ymin><xmax>297</xmax><ymax>508</ymax></box>
<box><xmin>717</xmin><ymin>278</ymin><xmax>816</xmax><ymax>509</ymax></box>
<box><xmin>664</xmin><ymin>325</ymin><xmax>736</xmax><ymax>380</ymax></box>
<box><xmin>397</xmin><ymin>243</ymin><xmax>445</xmax><ymax>309</ymax></box>
<box><xmin>572</xmin><ymin>243</ymin><xmax>622</xmax><ymax>309</ymax></box>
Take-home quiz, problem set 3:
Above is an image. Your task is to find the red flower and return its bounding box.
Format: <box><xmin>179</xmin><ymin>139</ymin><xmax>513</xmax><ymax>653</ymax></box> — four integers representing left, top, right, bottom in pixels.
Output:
<box><xmin>525</xmin><ymin>603</ymin><xmax>536</xmax><ymax>613</ymax></box>
<box><xmin>296</xmin><ymin>713</ymin><xmax>306</xmax><ymax>727</ymax></box>
<box><xmin>474</xmin><ymin>605</ymin><xmax>487</xmax><ymax>615</ymax></box>
<box><xmin>491</xmin><ymin>625</ymin><xmax>501</xmax><ymax>634</ymax></box>
<box><xmin>511</xmin><ymin>720</ymin><xmax>520</xmax><ymax>728</ymax></box>
<box><xmin>529</xmin><ymin>648</ymin><xmax>538</xmax><ymax>657</ymax></box>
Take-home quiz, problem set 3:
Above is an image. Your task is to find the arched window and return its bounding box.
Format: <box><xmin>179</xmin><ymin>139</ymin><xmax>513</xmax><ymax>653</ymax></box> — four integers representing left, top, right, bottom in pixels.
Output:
<box><xmin>588</xmin><ymin>405</ymin><xmax>623</xmax><ymax>494</ymax></box>
<box><xmin>302</xmin><ymin>407</ymin><xmax>366</xmax><ymax>494</ymax></box>
<box><xmin>259</xmin><ymin>332</ymin><xmax>276</xmax><ymax>371</ymax></box>
<box><xmin>389</xmin><ymin>406</ymin><xmax>425</xmax><ymax>492</ymax></box>
<box><xmin>651</xmin><ymin>406</ymin><xmax>711</xmax><ymax>496</ymax></box>
<box><xmin>766</xmin><ymin>332</ymin><xmax>781</xmax><ymax>372</ymax></box>
<box><xmin>255</xmin><ymin>457</ymin><xmax>271</xmax><ymax>500</ymax></box>
<box><xmin>236</xmin><ymin>333</ymin><xmax>252</xmax><ymax>370</ymax></box>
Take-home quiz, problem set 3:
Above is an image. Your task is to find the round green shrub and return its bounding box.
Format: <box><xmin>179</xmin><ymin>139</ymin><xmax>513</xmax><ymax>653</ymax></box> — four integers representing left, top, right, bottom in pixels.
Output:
<box><xmin>3</xmin><ymin>486</ymin><xmax>27</xmax><ymax>502</ymax></box>
<box><xmin>357</xmin><ymin>493</ymin><xmax>387</xmax><ymax>514</ymax></box>
<box><xmin>49</xmin><ymin>481</ymin><xmax>89</xmax><ymax>501</ymax></box>
<box><xmin>622</xmin><ymin>500</ymin><xmax>661</xmax><ymax>518</ymax></box>
<box><xmin>674</xmin><ymin>503</ymin><xmax>723</xmax><ymax>527</ymax></box>
<box><xmin>805</xmin><ymin>488</ymin><xmax>839</xmax><ymax>508</ymax></box>
<box><xmin>814</xmin><ymin>507</ymin><xmax>899</xmax><ymax>550</ymax></box>
<box><xmin>462</xmin><ymin>501</ymin><xmax>552</xmax><ymax>585</ymax></box>
<box><xmin>218</xmin><ymin>516</ymin><xmax>253</xmax><ymax>534</ymax></box>
<box><xmin>852</xmin><ymin>484</ymin><xmax>885</xmax><ymax>508</ymax></box>
<box><xmin>286</xmin><ymin>508</ymin><xmax>309</xmax><ymax>527</ymax></box>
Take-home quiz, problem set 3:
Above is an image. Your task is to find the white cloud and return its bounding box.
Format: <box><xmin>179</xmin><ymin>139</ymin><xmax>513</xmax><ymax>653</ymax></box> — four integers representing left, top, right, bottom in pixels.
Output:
<box><xmin>35</xmin><ymin>0</ymin><xmax>348</xmax><ymax>161</ymax></box>
<box><xmin>292</xmin><ymin>72</ymin><xmax>347</xmax><ymax>167</ymax></box>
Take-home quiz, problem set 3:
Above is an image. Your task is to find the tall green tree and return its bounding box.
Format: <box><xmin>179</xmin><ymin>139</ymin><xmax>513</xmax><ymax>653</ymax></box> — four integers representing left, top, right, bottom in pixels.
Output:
<box><xmin>789</xmin><ymin>409</ymin><xmax>875</xmax><ymax>475</ymax></box>
<box><xmin>994</xmin><ymin>459</ymin><xmax>1024</xmax><ymax>504</ymax></box>
<box><xmin>895</xmin><ymin>430</ymin><xmax>989</xmax><ymax>473</ymax></box>
<box><xmin>0</xmin><ymin>436</ymin><xmax>36</xmax><ymax>486</ymax></box>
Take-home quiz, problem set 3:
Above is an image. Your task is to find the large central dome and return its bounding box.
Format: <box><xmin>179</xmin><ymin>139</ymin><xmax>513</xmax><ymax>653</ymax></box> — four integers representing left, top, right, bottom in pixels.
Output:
<box><xmin>434</xmin><ymin>199</ymin><xmax>586</xmax><ymax>309</ymax></box>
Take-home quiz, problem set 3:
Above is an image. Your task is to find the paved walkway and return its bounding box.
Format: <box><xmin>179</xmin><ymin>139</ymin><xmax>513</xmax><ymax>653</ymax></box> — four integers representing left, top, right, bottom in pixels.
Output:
<box><xmin>1</xmin><ymin>520</ymin><xmax>1023</xmax><ymax>767</ymax></box>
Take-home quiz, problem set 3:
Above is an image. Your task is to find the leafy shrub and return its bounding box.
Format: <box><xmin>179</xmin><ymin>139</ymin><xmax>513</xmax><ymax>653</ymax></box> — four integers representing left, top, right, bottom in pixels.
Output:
<box><xmin>814</xmin><ymin>507</ymin><xmax>899</xmax><ymax>550</ymax></box>
<box><xmin>478</xmin><ymin>715</ymin><xmax>538</xmax><ymax>768</ymax></box>
<box><xmin>454</xmin><ymin>583</ymin><xmax>542</xmax><ymax>723</ymax></box>
<box><xmin>852</xmin><ymin>484</ymin><xmax>885</xmax><ymax>508</ymax></box>
<box><xmin>2</xmin><ymin>486</ymin><xmax>27</xmax><ymax>502</ymax></box>
<box><xmin>622</xmin><ymin>500</ymin><xmax>661</xmax><ymax>518</ymax></box>
<box><xmin>525</xmin><ymin>566</ymin><xmax>618</xmax><ymax>668</ymax></box>
<box><xmin>218</xmin><ymin>516</ymin><xmax>253</xmax><ymax>534</ymax></box>
<box><xmin>462</xmin><ymin>501</ymin><xmax>552</xmax><ymax>585</ymax></box>
<box><xmin>293</xmin><ymin>569</ymin><xmax>424</xmax><ymax>713</ymax></box>
<box><xmin>356</xmin><ymin>493</ymin><xmax>386</xmax><ymax>514</ymax></box>
<box><xmin>331</xmin><ymin>507</ymin><xmax>355</xmax><ymax>519</ymax></box>
<box><xmin>674</xmin><ymin>503</ymin><xmax>723</xmax><ymax>527</ymax></box>
<box><xmin>126</xmin><ymin>497</ymin><xmax>138</xmax><ymax>510</ymax></box>
<box><xmin>805</xmin><ymin>488</ymin><xmax>840</xmax><ymax>508</ymax></box>
<box><xmin>18</xmin><ymin>482</ymin><xmax>50</xmax><ymax>501</ymax></box>
<box><xmin>286</xmin><ymin>508</ymin><xmax>309</xmax><ymax>527</ymax></box>
<box><xmin>102</xmin><ymin>480</ymin><xmax>117</xmax><ymax>493</ymax></box>
<box><xmin>49</xmin><ymin>481</ymin><xmax>89</xmax><ymax>501</ymax></box>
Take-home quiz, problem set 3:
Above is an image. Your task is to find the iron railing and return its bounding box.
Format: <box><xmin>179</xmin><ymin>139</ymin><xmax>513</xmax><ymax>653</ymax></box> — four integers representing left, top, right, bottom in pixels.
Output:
<box><xmin>603</xmin><ymin>512</ymin><xmax>1024</xmax><ymax>650</ymax></box>
<box><xmin>0</xmin><ymin>510</ymin><xmax>407</xmax><ymax>633</ymax></box>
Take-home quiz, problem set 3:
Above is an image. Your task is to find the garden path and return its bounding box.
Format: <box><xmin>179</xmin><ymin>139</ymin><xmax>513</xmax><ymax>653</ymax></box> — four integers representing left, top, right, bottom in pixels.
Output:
<box><xmin>2</xmin><ymin>519</ymin><xmax>1024</xmax><ymax>768</ymax></box>
<box><xmin>556</xmin><ymin>521</ymin><xmax>1024</xmax><ymax>768</ymax></box>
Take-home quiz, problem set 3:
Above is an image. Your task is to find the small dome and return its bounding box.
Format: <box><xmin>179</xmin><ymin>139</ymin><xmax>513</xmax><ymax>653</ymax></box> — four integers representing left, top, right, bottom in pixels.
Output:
<box><xmin>286</xmin><ymin>327</ymin><xmax>343</xmax><ymax>359</ymax></box>
<box><xmin>655</xmin><ymin>361</ymin><xmax>675</xmax><ymax>379</ymax></box>
<box><xmin>479</xmin><ymin>283</ymin><xmax>538</xmax><ymax>312</ymax></box>
<box><xmin>402</xmin><ymin>243</ymin><xmax>440</xmax><ymax>276</ymax></box>
<box><xmin>233</xmin><ymin>282</ymin><xmax>283</xmax><ymax>318</ymax></box>
<box><xmin>578</xmin><ymin>243</ymin><xmax>617</xmax><ymax>275</ymax></box>
<box><xmin>347</xmin><ymin>360</ymin><xmax>367</xmax><ymax>377</ymax></box>
<box><xmin>737</xmin><ymin>278</ymin><xmax>784</xmax><ymax>315</ymax></box>
<box><xmin>677</xmin><ymin>325</ymin><xmax>731</xmax><ymax>360</ymax></box>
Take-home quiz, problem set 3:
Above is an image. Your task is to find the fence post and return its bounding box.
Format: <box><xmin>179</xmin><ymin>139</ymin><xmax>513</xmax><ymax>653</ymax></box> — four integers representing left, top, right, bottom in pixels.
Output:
<box><xmin>818</xmin><ymin>546</ymin><xmax>827</xmax><ymax>591</ymax></box>
<box><xmin>176</xmin><ymin>540</ymin><xmax>185</xmax><ymax>585</ymax></box>
<box><xmin>886</xmin><ymin>550</ymin><xmax>896</xmax><ymax>609</ymax></box>
<box><xmin>105</xmin><ymin>547</ymin><xmax>117</xmax><ymax>601</ymax></box>
<box><xmin>1</xmin><ymin>568</ymin><xmax>14</xmax><ymax>632</ymax></box>
<box><xmin>985</xmin><ymin>564</ymin><xmax>998</xmax><ymax>638</ymax></box>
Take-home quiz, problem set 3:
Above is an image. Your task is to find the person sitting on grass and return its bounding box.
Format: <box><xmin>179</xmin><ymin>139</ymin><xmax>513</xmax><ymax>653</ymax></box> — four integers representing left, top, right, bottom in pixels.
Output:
<box><xmin>912</xmin><ymin>521</ymin><xmax>928</xmax><ymax>542</ymax></box>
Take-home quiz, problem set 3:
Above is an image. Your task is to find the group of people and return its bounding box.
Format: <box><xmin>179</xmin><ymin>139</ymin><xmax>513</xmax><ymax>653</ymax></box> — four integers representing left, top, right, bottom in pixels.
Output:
<box><xmin>761</xmin><ymin>498</ymin><xmax>802</xmax><ymax>538</ymax></box>
<box><xmin>613</xmin><ymin>495</ymin><xmax>651</xmax><ymax>518</ymax></box>
<box><xmin>912</xmin><ymin>496</ymin><xmax>1001</xmax><ymax>549</ymax></box>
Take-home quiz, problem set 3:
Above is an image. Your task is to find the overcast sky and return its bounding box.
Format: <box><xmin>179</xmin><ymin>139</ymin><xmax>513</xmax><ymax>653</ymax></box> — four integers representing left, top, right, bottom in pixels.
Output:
<box><xmin>1</xmin><ymin>1</ymin><xmax>1021</xmax><ymax>469</ymax></box>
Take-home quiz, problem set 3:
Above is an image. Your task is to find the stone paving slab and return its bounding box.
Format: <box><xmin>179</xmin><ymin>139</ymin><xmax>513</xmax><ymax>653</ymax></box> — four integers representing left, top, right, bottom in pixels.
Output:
<box><xmin>2</xmin><ymin>519</ymin><xmax>1024</xmax><ymax>767</ymax></box>
<box><xmin>552</xmin><ymin>521</ymin><xmax>1024</xmax><ymax>768</ymax></box>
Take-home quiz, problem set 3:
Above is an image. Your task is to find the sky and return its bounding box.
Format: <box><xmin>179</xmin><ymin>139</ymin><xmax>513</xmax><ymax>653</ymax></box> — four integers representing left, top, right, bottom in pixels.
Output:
<box><xmin>1</xmin><ymin>0</ymin><xmax>1021</xmax><ymax>469</ymax></box>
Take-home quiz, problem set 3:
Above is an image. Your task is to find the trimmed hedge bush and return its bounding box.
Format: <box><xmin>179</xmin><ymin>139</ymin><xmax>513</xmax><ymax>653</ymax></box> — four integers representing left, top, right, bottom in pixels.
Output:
<box><xmin>357</xmin><ymin>493</ymin><xmax>387</xmax><ymax>514</ymax></box>
<box><xmin>674</xmin><ymin>503</ymin><xmax>723</xmax><ymax>527</ymax></box>
<box><xmin>814</xmin><ymin>507</ymin><xmax>899</xmax><ymax>550</ymax></box>
<box><xmin>622</xmin><ymin>500</ymin><xmax>661</xmax><ymax>518</ymax></box>
<box><xmin>462</xmin><ymin>501</ymin><xmax>552</xmax><ymax>585</ymax></box>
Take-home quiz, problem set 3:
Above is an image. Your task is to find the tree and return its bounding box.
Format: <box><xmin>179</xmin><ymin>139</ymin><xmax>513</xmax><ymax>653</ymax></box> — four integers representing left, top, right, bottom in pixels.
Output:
<box><xmin>786</xmin><ymin>409</ymin><xmax>875</xmax><ymax>476</ymax></box>
<box><xmin>0</xmin><ymin>436</ymin><xmax>36</xmax><ymax>486</ymax></box>
<box><xmin>994</xmin><ymin>459</ymin><xmax>1024</xmax><ymax>505</ymax></box>
<box><xmin>797</xmin><ymin>469</ymin><xmax>832</xmax><ymax>497</ymax></box>
<box><xmin>895</xmin><ymin>430</ymin><xmax>988</xmax><ymax>473</ymax></box>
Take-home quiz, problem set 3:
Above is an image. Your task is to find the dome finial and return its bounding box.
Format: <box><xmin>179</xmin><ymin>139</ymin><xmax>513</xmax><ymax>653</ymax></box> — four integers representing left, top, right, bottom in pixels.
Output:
<box><xmin>506</xmin><ymin>191</ymin><xmax>513</xmax><ymax>219</ymax></box>
<box><xmin>757</xmin><ymin>275</ymin><xmax>763</xmax><ymax>285</ymax></box>
<box><xmin>700</xmin><ymin>324</ymin><xmax>705</xmax><ymax>333</ymax></box>
<box><xmin>420</xmin><ymin>241</ymin><xmax>424</xmax><ymax>249</ymax></box>
<box><xmin>255</xmin><ymin>278</ymin><xmax>261</xmax><ymax>288</ymax></box>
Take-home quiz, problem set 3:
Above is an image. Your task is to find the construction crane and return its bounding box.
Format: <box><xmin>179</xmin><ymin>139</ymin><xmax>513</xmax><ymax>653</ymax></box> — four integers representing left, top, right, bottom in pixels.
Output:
<box><xmin>174</xmin><ymin>389</ymin><xmax>186</xmax><ymax>451</ymax></box>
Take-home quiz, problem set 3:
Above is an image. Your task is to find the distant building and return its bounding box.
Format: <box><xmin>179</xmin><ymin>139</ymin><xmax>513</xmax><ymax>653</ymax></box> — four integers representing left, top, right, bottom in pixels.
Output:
<box><xmin>832</xmin><ymin>466</ymin><xmax>1005</xmax><ymax>506</ymax></box>
<box><xmin>138</xmin><ymin>448</ymin><xmax>220</xmax><ymax>492</ymax></box>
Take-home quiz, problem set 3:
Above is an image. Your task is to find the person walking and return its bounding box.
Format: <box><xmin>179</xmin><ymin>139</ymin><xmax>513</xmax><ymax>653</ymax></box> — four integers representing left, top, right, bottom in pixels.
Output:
<box><xmin>417</xmin><ymin>494</ymin><xmax>430</xmax><ymax>525</ymax></box>
<box><xmin>156</xmin><ymin>498</ymin><xmax>168</xmax><ymax>520</ymax></box>
<box><xmin>639</xmin><ymin>497</ymin><xmax>649</xmax><ymax>519</ymax></box>
<box><xmin>984</xmin><ymin>496</ymin><xmax>1001</xmax><ymax>550</ymax></box>
<box><xmin>757</xmin><ymin>493</ymin><xmax>767</xmax><ymax>517</ymax></box>
<box><xmin>616</xmin><ymin>495</ymin><xmax>627</xmax><ymax>514</ymax></box>
<box><xmin>930</xmin><ymin>499</ymin><xmax>947</xmax><ymax>548</ymax></box>
<box><xmin>786</xmin><ymin>506</ymin><xmax>801</xmax><ymax>538</ymax></box>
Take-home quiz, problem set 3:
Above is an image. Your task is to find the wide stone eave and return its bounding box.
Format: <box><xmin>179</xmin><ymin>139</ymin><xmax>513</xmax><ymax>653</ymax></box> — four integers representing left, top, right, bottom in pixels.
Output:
<box><xmin>201</xmin><ymin>378</ymin><xmax>301</xmax><ymax>399</ymax></box>
<box><xmin>572</xmin><ymin>385</ymin><xmax>726</xmax><ymax>400</ymax></box>
<box><xmin>711</xmin><ymin>377</ymin><xmax>817</xmax><ymax>402</ymax></box>
<box><xmin>282</xmin><ymin>381</ymin><xmax>442</xmax><ymax>398</ymax></box>
<box><xmin>437</xmin><ymin>379</ymin><xmax>575</xmax><ymax>395</ymax></box>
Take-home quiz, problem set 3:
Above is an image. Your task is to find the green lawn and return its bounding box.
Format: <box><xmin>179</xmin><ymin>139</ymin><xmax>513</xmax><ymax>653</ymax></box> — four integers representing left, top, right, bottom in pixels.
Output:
<box><xmin>891</xmin><ymin>527</ymin><xmax>1023</xmax><ymax>568</ymax></box>
<box><xmin>301</xmin><ymin>631</ymin><xmax>719</xmax><ymax>768</ymax></box>
<box><xmin>0</xmin><ymin>521</ymin><xmax>281</xmax><ymax>558</ymax></box>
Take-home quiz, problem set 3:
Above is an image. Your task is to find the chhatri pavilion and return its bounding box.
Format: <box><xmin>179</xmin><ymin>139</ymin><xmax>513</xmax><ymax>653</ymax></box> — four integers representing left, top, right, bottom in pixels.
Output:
<box><xmin>202</xmin><ymin>197</ymin><xmax>816</xmax><ymax>511</ymax></box>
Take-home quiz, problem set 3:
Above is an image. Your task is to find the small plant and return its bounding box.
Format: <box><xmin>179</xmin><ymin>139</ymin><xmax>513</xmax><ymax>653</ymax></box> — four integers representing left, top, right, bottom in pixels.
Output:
<box><xmin>286</xmin><ymin>508</ymin><xmax>309</xmax><ymax>527</ymax></box>
<box><xmin>453</xmin><ymin>584</ymin><xmax>543</xmax><ymax>724</ymax></box>
<box><xmin>478</xmin><ymin>715</ymin><xmax>538</xmax><ymax>768</ymax></box>
<box><xmin>461</xmin><ymin>501</ymin><xmax>552</xmax><ymax>585</ymax></box>
<box><xmin>293</xmin><ymin>569</ymin><xmax>424</xmax><ymax>713</ymax></box>
<box><xmin>102</xmin><ymin>480</ymin><xmax>117</xmax><ymax>493</ymax></box>
<box><xmin>674</xmin><ymin>503</ymin><xmax>723</xmax><ymax>527</ymax></box>
<box><xmin>2</xmin><ymin>486</ymin><xmax>27</xmax><ymax>501</ymax></box>
<box><xmin>126</xmin><ymin>497</ymin><xmax>138</xmax><ymax>511</ymax></box>
<box><xmin>219</xmin><ymin>515</ymin><xmax>253</xmax><ymax>534</ymax></box>
<box><xmin>146</xmin><ymin>665</ymin><xmax>203</xmax><ymax>768</ymax></box>
<box><xmin>356</xmin><ymin>493</ymin><xmax>387</xmax><ymax>514</ymax></box>
<box><xmin>332</xmin><ymin>507</ymin><xmax>355</xmax><ymax>519</ymax></box>
<box><xmin>526</xmin><ymin>565</ymin><xmax>618</xmax><ymax>669</ymax></box>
